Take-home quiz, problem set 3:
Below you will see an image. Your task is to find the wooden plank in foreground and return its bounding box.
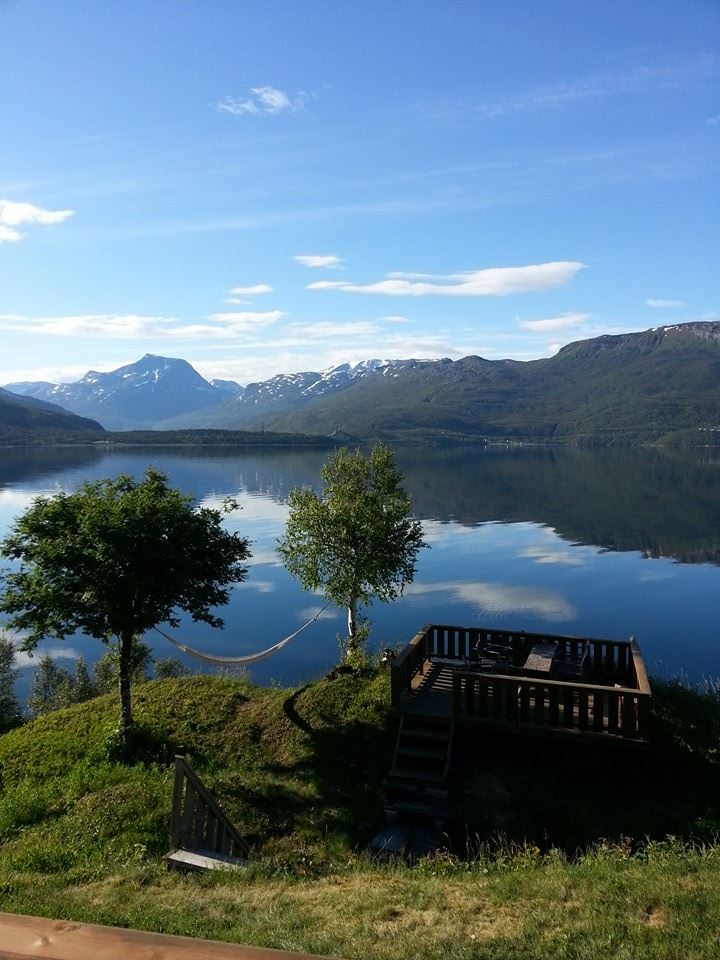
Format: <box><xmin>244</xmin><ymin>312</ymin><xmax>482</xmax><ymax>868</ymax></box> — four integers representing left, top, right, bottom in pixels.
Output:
<box><xmin>0</xmin><ymin>913</ymin><xmax>335</xmax><ymax>960</ymax></box>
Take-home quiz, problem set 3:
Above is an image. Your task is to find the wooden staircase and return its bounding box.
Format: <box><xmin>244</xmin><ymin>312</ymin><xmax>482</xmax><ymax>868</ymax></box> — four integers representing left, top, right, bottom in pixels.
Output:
<box><xmin>383</xmin><ymin>714</ymin><xmax>454</xmax><ymax>826</ymax></box>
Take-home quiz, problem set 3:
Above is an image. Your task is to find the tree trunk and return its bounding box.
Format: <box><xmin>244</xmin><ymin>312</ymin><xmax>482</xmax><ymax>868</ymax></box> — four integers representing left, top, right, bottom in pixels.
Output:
<box><xmin>118</xmin><ymin>630</ymin><xmax>134</xmax><ymax>753</ymax></box>
<box><xmin>347</xmin><ymin>597</ymin><xmax>358</xmax><ymax>654</ymax></box>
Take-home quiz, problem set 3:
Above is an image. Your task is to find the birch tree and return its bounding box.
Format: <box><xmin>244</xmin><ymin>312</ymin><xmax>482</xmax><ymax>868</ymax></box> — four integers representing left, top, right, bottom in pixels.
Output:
<box><xmin>278</xmin><ymin>444</ymin><xmax>426</xmax><ymax>657</ymax></box>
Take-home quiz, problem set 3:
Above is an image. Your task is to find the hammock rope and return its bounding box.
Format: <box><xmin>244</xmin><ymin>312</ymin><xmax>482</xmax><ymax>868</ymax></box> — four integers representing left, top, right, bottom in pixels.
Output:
<box><xmin>153</xmin><ymin>603</ymin><xmax>331</xmax><ymax>666</ymax></box>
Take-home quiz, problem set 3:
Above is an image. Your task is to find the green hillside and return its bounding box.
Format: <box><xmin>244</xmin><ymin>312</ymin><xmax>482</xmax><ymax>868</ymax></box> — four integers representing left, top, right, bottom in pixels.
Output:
<box><xmin>0</xmin><ymin>388</ymin><xmax>104</xmax><ymax>443</ymax></box>
<box><xmin>1</xmin><ymin>673</ymin><xmax>720</xmax><ymax>957</ymax></box>
<box><xmin>245</xmin><ymin>323</ymin><xmax>720</xmax><ymax>443</ymax></box>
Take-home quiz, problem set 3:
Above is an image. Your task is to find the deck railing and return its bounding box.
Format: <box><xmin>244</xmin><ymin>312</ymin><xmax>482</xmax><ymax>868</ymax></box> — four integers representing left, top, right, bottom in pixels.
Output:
<box><xmin>390</xmin><ymin>625</ymin><xmax>651</xmax><ymax>741</ymax></box>
<box><xmin>170</xmin><ymin>755</ymin><xmax>249</xmax><ymax>860</ymax></box>
<box><xmin>451</xmin><ymin>670</ymin><xmax>651</xmax><ymax>740</ymax></box>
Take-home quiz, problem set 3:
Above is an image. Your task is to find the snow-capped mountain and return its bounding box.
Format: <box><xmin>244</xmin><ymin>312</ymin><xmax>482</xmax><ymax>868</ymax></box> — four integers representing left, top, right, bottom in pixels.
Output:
<box><xmin>3</xmin><ymin>355</ymin><xmax>421</xmax><ymax>432</ymax></box>
<box><xmin>4</xmin><ymin>355</ymin><xmax>241</xmax><ymax>431</ymax></box>
<box><xmin>160</xmin><ymin>358</ymin><xmax>427</xmax><ymax>429</ymax></box>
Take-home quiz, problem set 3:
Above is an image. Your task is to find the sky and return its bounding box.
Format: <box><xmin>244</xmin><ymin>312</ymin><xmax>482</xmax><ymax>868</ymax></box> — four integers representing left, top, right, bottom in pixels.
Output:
<box><xmin>0</xmin><ymin>0</ymin><xmax>718</xmax><ymax>387</ymax></box>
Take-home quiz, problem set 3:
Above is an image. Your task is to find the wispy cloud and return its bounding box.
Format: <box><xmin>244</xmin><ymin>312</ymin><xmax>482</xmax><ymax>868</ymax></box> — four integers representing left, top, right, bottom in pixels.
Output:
<box><xmin>519</xmin><ymin>311</ymin><xmax>590</xmax><ymax>332</ymax></box>
<box><xmin>0</xmin><ymin>199</ymin><xmax>74</xmax><ymax>242</ymax></box>
<box><xmin>381</xmin><ymin>315</ymin><xmax>413</xmax><ymax>323</ymax></box>
<box><xmin>206</xmin><ymin>311</ymin><xmax>284</xmax><ymax>333</ymax></box>
<box><xmin>462</xmin><ymin>57</ymin><xmax>716</xmax><ymax>121</ymax></box>
<box><xmin>308</xmin><ymin>261</ymin><xmax>584</xmax><ymax>297</ymax></box>
<box><xmin>644</xmin><ymin>298</ymin><xmax>685</xmax><ymax>308</ymax></box>
<box><xmin>294</xmin><ymin>253</ymin><xmax>343</xmax><ymax>269</ymax></box>
<box><xmin>228</xmin><ymin>284</ymin><xmax>273</xmax><ymax>296</ymax></box>
<box><xmin>217</xmin><ymin>86</ymin><xmax>308</xmax><ymax>116</ymax></box>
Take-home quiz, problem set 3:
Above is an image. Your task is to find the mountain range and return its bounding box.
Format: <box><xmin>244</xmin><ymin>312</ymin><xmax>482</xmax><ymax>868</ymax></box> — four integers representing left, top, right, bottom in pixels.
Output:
<box><xmin>4</xmin><ymin>321</ymin><xmax>720</xmax><ymax>444</ymax></box>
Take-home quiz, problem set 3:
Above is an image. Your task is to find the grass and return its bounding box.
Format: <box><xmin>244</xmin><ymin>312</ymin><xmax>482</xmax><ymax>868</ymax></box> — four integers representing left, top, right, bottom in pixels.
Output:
<box><xmin>1</xmin><ymin>672</ymin><xmax>720</xmax><ymax>958</ymax></box>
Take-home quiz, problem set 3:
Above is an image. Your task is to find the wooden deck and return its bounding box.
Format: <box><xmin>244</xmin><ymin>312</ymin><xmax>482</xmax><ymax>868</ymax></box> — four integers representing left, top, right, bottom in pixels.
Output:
<box><xmin>391</xmin><ymin>624</ymin><xmax>652</xmax><ymax>745</ymax></box>
<box><xmin>0</xmin><ymin>913</ymin><xmax>333</xmax><ymax>960</ymax></box>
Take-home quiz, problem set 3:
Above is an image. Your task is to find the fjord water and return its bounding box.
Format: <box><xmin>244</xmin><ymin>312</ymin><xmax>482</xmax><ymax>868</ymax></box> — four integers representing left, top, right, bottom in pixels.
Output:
<box><xmin>1</xmin><ymin>445</ymin><xmax>719</xmax><ymax>694</ymax></box>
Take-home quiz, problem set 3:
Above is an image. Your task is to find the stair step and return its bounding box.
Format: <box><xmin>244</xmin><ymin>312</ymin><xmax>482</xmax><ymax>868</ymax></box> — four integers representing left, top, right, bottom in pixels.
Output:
<box><xmin>165</xmin><ymin>848</ymin><xmax>246</xmax><ymax>873</ymax></box>
<box><xmin>384</xmin><ymin>798</ymin><xmax>451</xmax><ymax>819</ymax></box>
<box><xmin>399</xmin><ymin>729</ymin><xmax>449</xmax><ymax>743</ymax></box>
<box><xmin>397</xmin><ymin>746</ymin><xmax>448</xmax><ymax>761</ymax></box>
<box><xmin>389</xmin><ymin>765</ymin><xmax>447</xmax><ymax>783</ymax></box>
<box><xmin>402</xmin><ymin>716</ymin><xmax>452</xmax><ymax>732</ymax></box>
<box><xmin>383</xmin><ymin>779</ymin><xmax>449</xmax><ymax>800</ymax></box>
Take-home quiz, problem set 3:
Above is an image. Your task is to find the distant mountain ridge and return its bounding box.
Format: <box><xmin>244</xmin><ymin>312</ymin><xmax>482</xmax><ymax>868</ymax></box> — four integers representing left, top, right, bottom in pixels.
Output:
<box><xmin>159</xmin><ymin>358</ymin><xmax>428</xmax><ymax>430</ymax></box>
<box><xmin>5</xmin><ymin>321</ymin><xmax>720</xmax><ymax>443</ymax></box>
<box><xmin>204</xmin><ymin>321</ymin><xmax>720</xmax><ymax>444</ymax></box>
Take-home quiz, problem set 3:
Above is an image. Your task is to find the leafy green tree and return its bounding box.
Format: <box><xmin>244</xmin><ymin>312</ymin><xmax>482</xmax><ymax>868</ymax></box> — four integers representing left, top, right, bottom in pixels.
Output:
<box><xmin>0</xmin><ymin>633</ymin><xmax>21</xmax><ymax>731</ymax></box>
<box><xmin>0</xmin><ymin>469</ymin><xmax>251</xmax><ymax>753</ymax></box>
<box><xmin>92</xmin><ymin>639</ymin><xmax>153</xmax><ymax>694</ymax></box>
<box><xmin>278</xmin><ymin>444</ymin><xmax>426</xmax><ymax>656</ymax></box>
<box><xmin>154</xmin><ymin>656</ymin><xmax>190</xmax><ymax>680</ymax></box>
<box><xmin>27</xmin><ymin>654</ymin><xmax>76</xmax><ymax>717</ymax></box>
<box><xmin>72</xmin><ymin>657</ymin><xmax>95</xmax><ymax>703</ymax></box>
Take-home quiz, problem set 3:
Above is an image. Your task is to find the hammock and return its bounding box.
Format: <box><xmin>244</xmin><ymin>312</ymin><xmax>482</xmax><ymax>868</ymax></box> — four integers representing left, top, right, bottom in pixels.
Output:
<box><xmin>153</xmin><ymin>603</ymin><xmax>331</xmax><ymax>666</ymax></box>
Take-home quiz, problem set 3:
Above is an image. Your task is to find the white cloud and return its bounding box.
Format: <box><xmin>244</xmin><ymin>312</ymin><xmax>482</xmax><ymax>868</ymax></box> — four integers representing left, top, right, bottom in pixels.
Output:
<box><xmin>0</xmin><ymin>310</ymin><xmax>284</xmax><ymax>341</ymax></box>
<box><xmin>294</xmin><ymin>254</ymin><xmax>343</xmax><ymax>269</ymax></box>
<box><xmin>0</xmin><ymin>225</ymin><xmax>21</xmax><ymax>243</ymax></box>
<box><xmin>519</xmin><ymin>311</ymin><xmax>590</xmax><ymax>332</ymax></box>
<box><xmin>308</xmin><ymin>261</ymin><xmax>584</xmax><ymax>297</ymax></box>
<box><xmin>207</xmin><ymin>311</ymin><xmax>284</xmax><ymax>332</ymax></box>
<box><xmin>644</xmin><ymin>298</ymin><xmax>685</xmax><ymax>308</ymax></box>
<box><xmin>0</xmin><ymin>199</ymin><xmax>74</xmax><ymax>242</ymax></box>
<box><xmin>381</xmin><ymin>315</ymin><xmax>413</xmax><ymax>324</ymax></box>
<box><xmin>228</xmin><ymin>284</ymin><xmax>273</xmax><ymax>296</ymax></box>
<box><xmin>217</xmin><ymin>87</ymin><xmax>308</xmax><ymax>117</ymax></box>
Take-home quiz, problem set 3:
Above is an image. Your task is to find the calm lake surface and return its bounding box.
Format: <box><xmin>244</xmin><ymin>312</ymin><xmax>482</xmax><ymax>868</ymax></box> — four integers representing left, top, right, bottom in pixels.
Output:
<box><xmin>2</xmin><ymin>444</ymin><xmax>720</xmax><ymax>695</ymax></box>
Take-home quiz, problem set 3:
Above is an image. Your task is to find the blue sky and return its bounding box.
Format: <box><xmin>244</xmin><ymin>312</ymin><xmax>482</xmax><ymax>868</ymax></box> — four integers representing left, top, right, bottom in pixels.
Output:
<box><xmin>0</xmin><ymin>0</ymin><xmax>718</xmax><ymax>386</ymax></box>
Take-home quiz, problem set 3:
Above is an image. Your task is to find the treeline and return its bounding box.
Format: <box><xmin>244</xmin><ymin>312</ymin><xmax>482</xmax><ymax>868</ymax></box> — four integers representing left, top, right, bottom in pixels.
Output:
<box><xmin>0</xmin><ymin>633</ymin><xmax>192</xmax><ymax>732</ymax></box>
<box><xmin>101</xmin><ymin>428</ymin><xmax>338</xmax><ymax>446</ymax></box>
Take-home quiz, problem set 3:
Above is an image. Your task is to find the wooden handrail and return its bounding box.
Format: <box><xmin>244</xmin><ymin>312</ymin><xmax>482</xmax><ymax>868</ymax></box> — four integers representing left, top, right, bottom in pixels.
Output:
<box><xmin>630</xmin><ymin>637</ymin><xmax>652</xmax><ymax>695</ymax></box>
<box><xmin>0</xmin><ymin>912</ymin><xmax>334</xmax><ymax>959</ymax></box>
<box><xmin>170</xmin><ymin>756</ymin><xmax>249</xmax><ymax>858</ymax></box>
<box><xmin>452</xmin><ymin>669</ymin><xmax>647</xmax><ymax>697</ymax></box>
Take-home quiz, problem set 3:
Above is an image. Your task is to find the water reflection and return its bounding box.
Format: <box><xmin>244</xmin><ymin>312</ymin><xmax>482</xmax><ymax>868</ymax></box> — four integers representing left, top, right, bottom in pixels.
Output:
<box><xmin>1</xmin><ymin>444</ymin><xmax>719</xmax><ymax>686</ymax></box>
<box><xmin>3</xmin><ymin>444</ymin><xmax>719</xmax><ymax>565</ymax></box>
